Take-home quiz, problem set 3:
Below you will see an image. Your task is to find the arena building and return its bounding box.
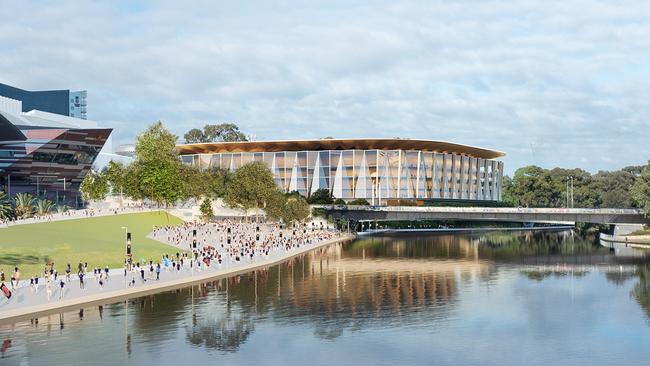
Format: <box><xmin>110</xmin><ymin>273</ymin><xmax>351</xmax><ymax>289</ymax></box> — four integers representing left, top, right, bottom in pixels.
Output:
<box><xmin>177</xmin><ymin>138</ymin><xmax>505</xmax><ymax>204</ymax></box>
<box><xmin>0</xmin><ymin>97</ymin><xmax>111</xmax><ymax>206</ymax></box>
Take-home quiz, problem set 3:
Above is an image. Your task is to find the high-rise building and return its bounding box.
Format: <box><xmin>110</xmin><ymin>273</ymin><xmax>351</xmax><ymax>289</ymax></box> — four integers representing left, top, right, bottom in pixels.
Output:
<box><xmin>0</xmin><ymin>82</ymin><xmax>87</xmax><ymax>120</ymax></box>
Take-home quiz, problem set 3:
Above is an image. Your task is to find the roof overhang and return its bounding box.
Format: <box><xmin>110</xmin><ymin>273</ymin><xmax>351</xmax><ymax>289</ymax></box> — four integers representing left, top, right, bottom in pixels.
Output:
<box><xmin>176</xmin><ymin>138</ymin><xmax>505</xmax><ymax>159</ymax></box>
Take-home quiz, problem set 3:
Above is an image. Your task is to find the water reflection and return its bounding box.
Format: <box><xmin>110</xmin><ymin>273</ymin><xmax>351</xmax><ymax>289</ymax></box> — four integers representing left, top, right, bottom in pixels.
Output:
<box><xmin>633</xmin><ymin>265</ymin><xmax>650</xmax><ymax>318</ymax></box>
<box><xmin>2</xmin><ymin>230</ymin><xmax>650</xmax><ymax>365</ymax></box>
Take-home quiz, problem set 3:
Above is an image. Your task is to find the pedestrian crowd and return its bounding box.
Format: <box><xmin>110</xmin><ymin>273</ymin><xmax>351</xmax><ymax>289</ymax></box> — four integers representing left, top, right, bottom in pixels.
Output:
<box><xmin>1</xmin><ymin>219</ymin><xmax>340</xmax><ymax>305</ymax></box>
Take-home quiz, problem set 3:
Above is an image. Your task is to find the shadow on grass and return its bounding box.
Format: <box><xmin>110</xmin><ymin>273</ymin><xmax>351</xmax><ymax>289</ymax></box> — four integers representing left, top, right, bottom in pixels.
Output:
<box><xmin>0</xmin><ymin>253</ymin><xmax>48</xmax><ymax>265</ymax></box>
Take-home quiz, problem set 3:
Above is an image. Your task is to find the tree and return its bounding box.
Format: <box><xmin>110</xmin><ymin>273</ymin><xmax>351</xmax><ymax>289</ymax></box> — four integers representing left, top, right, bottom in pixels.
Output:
<box><xmin>103</xmin><ymin>160</ymin><xmax>127</xmax><ymax>196</ymax></box>
<box><xmin>35</xmin><ymin>198</ymin><xmax>55</xmax><ymax>216</ymax></box>
<box><xmin>218</xmin><ymin>123</ymin><xmax>247</xmax><ymax>142</ymax></box>
<box><xmin>265</xmin><ymin>190</ymin><xmax>310</xmax><ymax>223</ymax></box>
<box><xmin>224</xmin><ymin>162</ymin><xmax>276</xmax><ymax>219</ymax></box>
<box><xmin>80</xmin><ymin>170</ymin><xmax>109</xmax><ymax>202</ymax></box>
<box><xmin>184</xmin><ymin>123</ymin><xmax>248</xmax><ymax>144</ymax></box>
<box><xmin>631</xmin><ymin>162</ymin><xmax>650</xmax><ymax>217</ymax></box>
<box><xmin>265</xmin><ymin>190</ymin><xmax>288</xmax><ymax>222</ymax></box>
<box><xmin>592</xmin><ymin>170</ymin><xmax>636</xmax><ymax>208</ymax></box>
<box><xmin>200</xmin><ymin>197</ymin><xmax>214</xmax><ymax>220</ymax></box>
<box><xmin>333</xmin><ymin>198</ymin><xmax>346</xmax><ymax>205</ymax></box>
<box><xmin>284</xmin><ymin>195</ymin><xmax>310</xmax><ymax>222</ymax></box>
<box><xmin>348</xmin><ymin>198</ymin><xmax>370</xmax><ymax>205</ymax></box>
<box><xmin>308</xmin><ymin>188</ymin><xmax>333</xmax><ymax>204</ymax></box>
<box><xmin>132</xmin><ymin>122</ymin><xmax>186</xmax><ymax>206</ymax></box>
<box><xmin>184</xmin><ymin>128</ymin><xmax>206</xmax><ymax>143</ymax></box>
<box><xmin>0</xmin><ymin>191</ymin><xmax>13</xmax><ymax>219</ymax></box>
<box><xmin>13</xmin><ymin>193</ymin><xmax>35</xmax><ymax>218</ymax></box>
<box><xmin>181</xmin><ymin>165</ymin><xmax>210</xmax><ymax>200</ymax></box>
<box><xmin>206</xmin><ymin>168</ymin><xmax>232</xmax><ymax>198</ymax></box>
<box><xmin>204</xmin><ymin>123</ymin><xmax>247</xmax><ymax>142</ymax></box>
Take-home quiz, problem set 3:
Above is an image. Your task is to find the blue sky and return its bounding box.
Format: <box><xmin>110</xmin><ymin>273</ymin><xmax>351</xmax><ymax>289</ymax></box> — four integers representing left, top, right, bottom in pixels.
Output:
<box><xmin>1</xmin><ymin>0</ymin><xmax>649</xmax><ymax>174</ymax></box>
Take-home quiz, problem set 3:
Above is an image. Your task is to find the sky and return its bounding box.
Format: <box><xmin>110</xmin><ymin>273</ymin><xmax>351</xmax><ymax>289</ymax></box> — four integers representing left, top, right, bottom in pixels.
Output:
<box><xmin>1</xmin><ymin>0</ymin><xmax>649</xmax><ymax>175</ymax></box>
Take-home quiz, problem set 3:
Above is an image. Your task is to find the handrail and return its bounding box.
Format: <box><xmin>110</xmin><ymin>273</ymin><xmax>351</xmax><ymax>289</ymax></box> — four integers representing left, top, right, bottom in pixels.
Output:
<box><xmin>314</xmin><ymin>205</ymin><xmax>644</xmax><ymax>215</ymax></box>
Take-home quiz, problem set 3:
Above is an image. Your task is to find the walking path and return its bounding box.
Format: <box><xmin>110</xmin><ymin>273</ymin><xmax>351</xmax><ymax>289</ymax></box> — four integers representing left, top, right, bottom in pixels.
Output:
<box><xmin>0</xmin><ymin>222</ymin><xmax>354</xmax><ymax>325</ymax></box>
<box><xmin>0</xmin><ymin>206</ymin><xmax>154</xmax><ymax>228</ymax></box>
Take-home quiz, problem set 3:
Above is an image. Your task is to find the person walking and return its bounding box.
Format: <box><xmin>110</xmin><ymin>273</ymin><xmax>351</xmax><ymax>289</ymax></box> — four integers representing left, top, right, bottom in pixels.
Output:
<box><xmin>79</xmin><ymin>271</ymin><xmax>85</xmax><ymax>289</ymax></box>
<box><xmin>65</xmin><ymin>263</ymin><xmax>71</xmax><ymax>282</ymax></box>
<box><xmin>11</xmin><ymin>267</ymin><xmax>20</xmax><ymax>289</ymax></box>
<box><xmin>156</xmin><ymin>263</ymin><xmax>161</xmax><ymax>280</ymax></box>
<box><xmin>59</xmin><ymin>279</ymin><xmax>65</xmax><ymax>299</ymax></box>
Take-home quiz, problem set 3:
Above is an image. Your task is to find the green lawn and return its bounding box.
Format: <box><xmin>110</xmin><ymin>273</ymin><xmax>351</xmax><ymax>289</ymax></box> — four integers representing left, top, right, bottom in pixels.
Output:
<box><xmin>0</xmin><ymin>211</ymin><xmax>184</xmax><ymax>277</ymax></box>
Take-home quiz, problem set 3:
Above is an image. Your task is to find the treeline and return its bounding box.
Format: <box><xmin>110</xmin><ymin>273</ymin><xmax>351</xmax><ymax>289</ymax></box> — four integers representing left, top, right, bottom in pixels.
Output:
<box><xmin>503</xmin><ymin>164</ymin><xmax>650</xmax><ymax>212</ymax></box>
<box><xmin>80</xmin><ymin>122</ymin><xmax>310</xmax><ymax>223</ymax></box>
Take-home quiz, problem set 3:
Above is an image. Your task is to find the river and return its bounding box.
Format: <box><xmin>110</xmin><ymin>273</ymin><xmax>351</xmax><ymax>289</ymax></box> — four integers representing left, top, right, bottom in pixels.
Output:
<box><xmin>1</xmin><ymin>230</ymin><xmax>650</xmax><ymax>365</ymax></box>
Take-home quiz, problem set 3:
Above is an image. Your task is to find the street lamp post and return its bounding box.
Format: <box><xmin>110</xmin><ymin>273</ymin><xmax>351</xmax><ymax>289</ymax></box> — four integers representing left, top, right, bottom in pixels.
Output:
<box><xmin>566</xmin><ymin>176</ymin><xmax>574</xmax><ymax>208</ymax></box>
<box><xmin>570</xmin><ymin>176</ymin><xmax>574</xmax><ymax>208</ymax></box>
<box><xmin>57</xmin><ymin>178</ymin><xmax>66</xmax><ymax>205</ymax></box>
<box><xmin>121</xmin><ymin>226</ymin><xmax>130</xmax><ymax>270</ymax></box>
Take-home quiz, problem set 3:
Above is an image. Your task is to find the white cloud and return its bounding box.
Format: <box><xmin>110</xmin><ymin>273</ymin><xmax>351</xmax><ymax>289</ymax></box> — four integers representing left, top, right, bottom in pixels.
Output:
<box><xmin>1</xmin><ymin>0</ymin><xmax>649</xmax><ymax>174</ymax></box>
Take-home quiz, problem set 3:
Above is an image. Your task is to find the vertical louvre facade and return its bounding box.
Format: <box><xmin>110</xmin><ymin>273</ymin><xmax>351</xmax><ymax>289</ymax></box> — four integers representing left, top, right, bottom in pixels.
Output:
<box><xmin>178</xmin><ymin>139</ymin><xmax>505</xmax><ymax>204</ymax></box>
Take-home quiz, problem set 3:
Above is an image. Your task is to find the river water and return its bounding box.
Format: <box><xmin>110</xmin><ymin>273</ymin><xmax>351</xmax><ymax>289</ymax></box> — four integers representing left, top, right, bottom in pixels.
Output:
<box><xmin>1</xmin><ymin>230</ymin><xmax>650</xmax><ymax>366</ymax></box>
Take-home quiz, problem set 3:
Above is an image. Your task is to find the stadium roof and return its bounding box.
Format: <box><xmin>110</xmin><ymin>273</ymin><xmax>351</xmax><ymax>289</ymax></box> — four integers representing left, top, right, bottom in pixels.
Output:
<box><xmin>176</xmin><ymin>138</ymin><xmax>505</xmax><ymax>159</ymax></box>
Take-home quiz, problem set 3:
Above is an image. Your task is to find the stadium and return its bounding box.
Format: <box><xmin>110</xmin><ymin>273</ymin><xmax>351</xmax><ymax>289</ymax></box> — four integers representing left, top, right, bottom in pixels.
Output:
<box><xmin>177</xmin><ymin>138</ymin><xmax>505</xmax><ymax>204</ymax></box>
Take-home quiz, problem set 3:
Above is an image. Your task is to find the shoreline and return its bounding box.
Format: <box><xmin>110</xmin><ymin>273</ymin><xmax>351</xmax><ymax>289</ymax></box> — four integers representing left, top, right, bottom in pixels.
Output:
<box><xmin>599</xmin><ymin>233</ymin><xmax>650</xmax><ymax>249</ymax></box>
<box><xmin>0</xmin><ymin>234</ymin><xmax>355</xmax><ymax>326</ymax></box>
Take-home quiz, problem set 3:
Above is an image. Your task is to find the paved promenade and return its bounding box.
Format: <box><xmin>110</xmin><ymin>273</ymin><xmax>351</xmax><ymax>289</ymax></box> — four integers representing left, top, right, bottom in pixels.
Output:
<box><xmin>0</xmin><ymin>222</ymin><xmax>354</xmax><ymax>325</ymax></box>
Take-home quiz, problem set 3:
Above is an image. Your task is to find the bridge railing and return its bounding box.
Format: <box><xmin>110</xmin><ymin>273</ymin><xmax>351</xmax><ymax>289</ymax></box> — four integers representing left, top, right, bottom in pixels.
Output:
<box><xmin>315</xmin><ymin>205</ymin><xmax>644</xmax><ymax>215</ymax></box>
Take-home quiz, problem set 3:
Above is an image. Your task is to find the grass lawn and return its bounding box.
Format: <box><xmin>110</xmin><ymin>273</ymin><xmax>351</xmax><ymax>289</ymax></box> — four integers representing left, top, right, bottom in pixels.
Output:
<box><xmin>0</xmin><ymin>211</ymin><xmax>184</xmax><ymax>277</ymax></box>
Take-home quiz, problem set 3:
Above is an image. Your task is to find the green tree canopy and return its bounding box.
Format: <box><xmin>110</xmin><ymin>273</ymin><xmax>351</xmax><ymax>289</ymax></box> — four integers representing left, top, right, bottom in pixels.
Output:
<box><xmin>503</xmin><ymin>165</ymin><xmax>638</xmax><ymax>209</ymax></box>
<box><xmin>265</xmin><ymin>190</ymin><xmax>310</xmax><ymax>223</ymax></box>
<box><xmin>224</xmin><ymin>162</ymin><xmax>276</xmax><ymax>216</ymax></box>
<box><xmin>131</xmin><ymin>122</ymin><xmax>186</xmax><ymax>206</ymax></box>
<box><xmin>184</xmin><ymin>128</ymin><xmax>206</xmax><ymax>144</ymax></box>
<box><xmin>333</xmin><ymin>198</ymin><xmax>346</xmax><ymax>205</ymax></box>
<box><xmin>103</xmin><ymin>160</ymin><xmax>127</xmax><ymax>195</ymax></box>
<box><xmin>184</xmin><ymin>123</ymin><xmax>248</xmax><ymax>143</ymax></box>
<box><xmin>307</xmin><ymin>188</ymin><xmax>333</xmax><ymax>204</ymax></box>
<box><xmin>631</xmin><ymin>161</ymin><xmax>650</xmax><ymax>217</ymax></box>
<box><xmin>80</xmin><ymin>170</ymin><xmax>109</xmax><ymax>202</ymax></box>
<box><xmin>200</xmin><ymin>197</ymin><xmax>214</xmax><ymax>220</ymax></box>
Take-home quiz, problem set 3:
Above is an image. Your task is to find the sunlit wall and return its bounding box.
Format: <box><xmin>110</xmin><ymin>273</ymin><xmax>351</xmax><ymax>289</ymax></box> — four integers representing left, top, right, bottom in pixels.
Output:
<box><xmin>181</xmin><ymin>150</ymin><xmax>504</xmax><ymax>203</ymax></box>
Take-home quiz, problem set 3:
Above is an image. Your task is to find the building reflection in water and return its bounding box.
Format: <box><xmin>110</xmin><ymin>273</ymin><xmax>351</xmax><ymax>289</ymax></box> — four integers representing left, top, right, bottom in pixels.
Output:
<box><xmin>3</xmin><ymin>230</ymin><xmax>650</xmax><ymax>360</ymax></box>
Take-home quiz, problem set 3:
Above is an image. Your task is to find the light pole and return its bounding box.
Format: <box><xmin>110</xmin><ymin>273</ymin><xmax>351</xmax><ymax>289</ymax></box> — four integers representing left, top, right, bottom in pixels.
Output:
<box><xmin>570</xmin><ymin>177</ymin><xmax>573</xmax><ymax>208</ymax></box>
<box><xmin>566</xmin><ymin>176</ymin><xmax>574</xmax><ymax>208</ymax></box>
<box><xmin>121</xmin><ymin>226</ymin><xmax>130</xmax><ymax>270</ymax></box>
<box><xmin>57</xmin><ymin>178</ymin><xmax>66</xmax><ymax>205</ymax></box>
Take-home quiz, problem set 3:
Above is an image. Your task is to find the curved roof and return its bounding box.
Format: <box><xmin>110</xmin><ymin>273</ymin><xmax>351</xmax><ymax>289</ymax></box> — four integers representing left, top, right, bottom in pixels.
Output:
<box><xmin>177</xmin><ymin>138</ymin><xmax>505</xmax><ymax>159</ymax></box>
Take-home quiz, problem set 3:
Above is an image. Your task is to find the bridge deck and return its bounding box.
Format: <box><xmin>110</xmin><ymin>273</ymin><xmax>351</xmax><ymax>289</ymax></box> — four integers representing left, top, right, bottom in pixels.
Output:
<box><xmin>318</xmin><ymin>206</ymin><xmax>649</xmax><ymax>225</ymax></box>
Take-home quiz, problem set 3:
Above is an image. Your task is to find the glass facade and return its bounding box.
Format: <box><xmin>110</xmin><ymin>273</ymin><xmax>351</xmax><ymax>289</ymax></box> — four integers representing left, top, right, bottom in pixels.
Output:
<box><xmin>181</xmin><ymin>148</ymin><xmax>504</xmax><ymax>204</ymax></box>
<box><xmin>0</xmin><ymin>110</ymin><xmax>111</xmax><ymax>206</ymax></box>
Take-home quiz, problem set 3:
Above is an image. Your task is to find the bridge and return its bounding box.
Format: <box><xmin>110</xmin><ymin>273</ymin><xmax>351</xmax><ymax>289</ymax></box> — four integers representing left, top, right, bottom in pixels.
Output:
<box><xmin>318</xmin><ymin>205</ymin><xmax>649</xmax><ymax>225</ymax></box>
